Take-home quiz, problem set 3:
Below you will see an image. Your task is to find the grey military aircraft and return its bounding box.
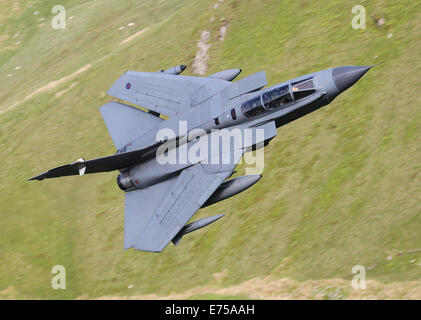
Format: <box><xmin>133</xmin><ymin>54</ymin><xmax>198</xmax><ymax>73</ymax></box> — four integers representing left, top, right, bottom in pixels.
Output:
<box><xmin>29</xmin><ymin>64</ymin><xmax>373</xmax><ymax>252</ymax></box>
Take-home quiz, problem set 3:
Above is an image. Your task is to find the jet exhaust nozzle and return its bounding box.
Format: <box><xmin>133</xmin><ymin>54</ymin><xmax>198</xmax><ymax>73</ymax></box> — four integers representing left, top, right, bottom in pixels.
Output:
<box><xmin>172</xmin><ymin>214</ymin><xmax>224</xmax><ymax>246</ymax></box>
<box><xmin>117</xmin><ymin>172</ymin><xmax>135</xmax><ymax>191</ymax></box>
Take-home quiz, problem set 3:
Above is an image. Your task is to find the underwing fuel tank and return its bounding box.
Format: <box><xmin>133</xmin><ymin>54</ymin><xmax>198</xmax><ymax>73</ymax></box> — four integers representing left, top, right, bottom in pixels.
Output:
<box><xmin>202</xmin><ymin>174</ymin><xmax>262</xmax><ymax>208</ymax></box>
<box><xmin>157</xmin><ymin>65</ymin><xmax>187</xmax><ymax>75</ymax></box>
<box><xmin>172</xmin><ymin>214</ymin><xmax>224</xmax><ymax>246</ymax></box>
<box><xmin>209</xmin><ymin>69</ymin><xmax>242</xmax><ymax>81</ymax></box>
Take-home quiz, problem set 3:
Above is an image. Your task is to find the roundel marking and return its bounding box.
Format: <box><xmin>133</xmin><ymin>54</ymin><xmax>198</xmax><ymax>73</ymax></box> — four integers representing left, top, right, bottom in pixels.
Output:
<box><xmin>125</xmin><ymin>82</ymin><xmax>132</xmax><ymax>90</ymax></box>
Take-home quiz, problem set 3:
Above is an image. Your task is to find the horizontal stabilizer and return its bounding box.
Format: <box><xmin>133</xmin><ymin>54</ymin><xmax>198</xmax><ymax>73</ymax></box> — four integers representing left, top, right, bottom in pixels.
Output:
<box><xmin>100</xmin><ymin>102</ymin><xmax>163</xmax><ymax>150</ymax></box>
<box><xmin>135</xmin><ymin>163</ymin><xmax>231</xmax><ymax>252</ymax></box>
<box><xmin>125</xmin><ymin>177</ymin><xmax>178</xmax><ymax>249</ymax></box>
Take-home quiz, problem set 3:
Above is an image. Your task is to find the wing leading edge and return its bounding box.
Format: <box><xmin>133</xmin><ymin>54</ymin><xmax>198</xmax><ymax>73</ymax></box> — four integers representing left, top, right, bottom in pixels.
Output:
<box><xmin>107</xmin><ymin>71</ymin><xmax>230</xmax><ymax>117</ymax></box>
<box><xmin>28</xmin><ymin>139</ymin><xmax>164</xmax><ymax>181</ymax></box>
<box><xmin>106</xmin><ymin>70</ymin><xmax>267</xmax><ymax>117</ymax></box>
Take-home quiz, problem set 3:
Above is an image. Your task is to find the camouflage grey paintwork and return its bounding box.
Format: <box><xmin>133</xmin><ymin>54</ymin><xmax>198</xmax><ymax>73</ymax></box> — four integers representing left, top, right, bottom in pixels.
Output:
<box><xmin>29</xmin><ymin>65</ymin><xmax>373</xmax><ymax>252</ymax></box>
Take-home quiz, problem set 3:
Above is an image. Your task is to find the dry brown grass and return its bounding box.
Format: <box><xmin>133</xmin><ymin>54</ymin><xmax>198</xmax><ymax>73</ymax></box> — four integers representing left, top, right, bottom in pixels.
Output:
<box><xmin>87</xmin><ymin>275</ymin><xmax>421</xmax><ymax>300</ymax></box>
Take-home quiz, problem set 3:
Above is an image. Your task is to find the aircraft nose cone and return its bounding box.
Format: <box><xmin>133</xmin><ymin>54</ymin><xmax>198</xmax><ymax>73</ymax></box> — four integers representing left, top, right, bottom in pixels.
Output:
<box><xmin>332</xmin><ymin>66</ymin><xmax>372</xmax><ymax>92</ymax></box>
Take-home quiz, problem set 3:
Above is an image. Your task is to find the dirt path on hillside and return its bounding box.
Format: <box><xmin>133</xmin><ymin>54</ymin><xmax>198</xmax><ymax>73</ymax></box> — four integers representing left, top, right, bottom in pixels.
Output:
<box><xmin>192</xmin><ymin>30</ymin><xmax>211</xmax><ymax>75</ymax></box>
<box><xmin>89</xmin><ymin>275</ymin><xmax>421</xmax><ymax>300</ymax></box>
<box><xmin>120</xmin><ymin>27</ymin><xmax>149</xmax><ymax>46</ymax></box>
<box><xmin>0</xmin><ymin>25</ymin><xmax>149</xmax><ymax>117</ymax></box>
<box><xmin>0</xmin><ymin>64</ymin><xmax>91</xmax><ymax>116</ymax></box>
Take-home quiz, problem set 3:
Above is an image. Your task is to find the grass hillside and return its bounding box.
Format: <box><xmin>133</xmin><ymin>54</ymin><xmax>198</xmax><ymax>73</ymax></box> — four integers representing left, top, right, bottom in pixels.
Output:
<box><xmin>0</xmin><ymin>0</ymin><xmax>420</xmax><ymax>299</ymax></box>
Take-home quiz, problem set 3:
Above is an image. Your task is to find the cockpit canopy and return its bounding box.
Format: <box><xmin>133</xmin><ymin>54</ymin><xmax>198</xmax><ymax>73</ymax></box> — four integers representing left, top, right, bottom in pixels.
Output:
<box><xmin>262</xmin><ymin>85</ymin><xmax>293</xmax><ymax>110</ymax></box>
<box><xmin>241</xmin><ymin>78</ymin><xmax>316</xmax><ymax>118</ymax></box>
<box><xmin>241</xmin><ymin>85</ymin><xmax>293</xmax><ymax>118</ymax></box>
<box><xmin>291</xmin><ymin>78</ymin><xmax>315</xmax><ymax>100</ymax></box>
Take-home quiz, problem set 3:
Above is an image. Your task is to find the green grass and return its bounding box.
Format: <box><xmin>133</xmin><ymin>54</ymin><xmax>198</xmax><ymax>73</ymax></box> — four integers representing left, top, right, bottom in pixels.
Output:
<box><xmin>186</xmin><ymin>293</ymin><xmax>253</xmax><ymax>300</ymax></box>
<box><xmin>0</xmin><ymin>0</ymin><xmax>420</xmax><ymax>299</ymax></box>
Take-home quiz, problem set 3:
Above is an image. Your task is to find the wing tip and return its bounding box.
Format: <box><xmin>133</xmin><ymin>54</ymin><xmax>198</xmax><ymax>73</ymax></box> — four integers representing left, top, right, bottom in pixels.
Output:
<box><xmin>125</xmin><ymin>239</ymin><xmax>165</xmax><ymax>253</ymax></box>
<box><xmin>135</xmin><ymin>241</ymin><xmax>166</xmax><ymax>253</ymax></box>
<box><xmin>27</xmin><ymin>172</ymin><xmax>46</xmax><ymax>181</ymax></box>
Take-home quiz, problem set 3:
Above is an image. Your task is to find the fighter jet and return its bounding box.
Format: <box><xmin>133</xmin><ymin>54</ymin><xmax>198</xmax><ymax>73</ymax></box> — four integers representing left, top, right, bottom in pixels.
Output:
<box><xmin>29</xmin><ymin>64</ymin><xmax>373</xmax><ymax>252</ymax></box>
